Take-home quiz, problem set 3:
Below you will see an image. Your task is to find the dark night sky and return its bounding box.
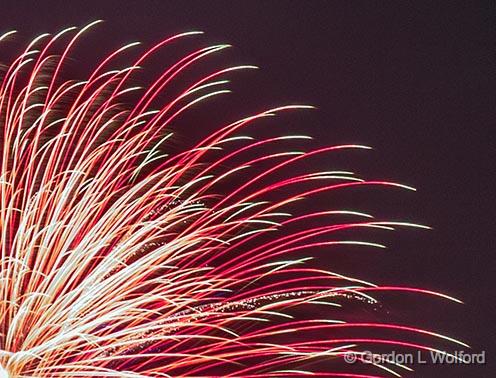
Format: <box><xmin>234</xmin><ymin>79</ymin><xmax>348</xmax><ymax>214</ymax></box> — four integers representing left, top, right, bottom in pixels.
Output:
<box><xmin>2</xmin><ymin>1</ymin><xmax>494</xmax><ymax>377</ymax></box>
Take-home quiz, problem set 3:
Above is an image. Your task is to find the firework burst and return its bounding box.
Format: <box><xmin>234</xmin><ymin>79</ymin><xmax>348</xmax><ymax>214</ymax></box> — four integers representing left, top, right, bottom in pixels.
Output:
<box><xmin>0</xmin><ymin>22</ymin><xmax>463</xmax><ymax>377</ymax></box>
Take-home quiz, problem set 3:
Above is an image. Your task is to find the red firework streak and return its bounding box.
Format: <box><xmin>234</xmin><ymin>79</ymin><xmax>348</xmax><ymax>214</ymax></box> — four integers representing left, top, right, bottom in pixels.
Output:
<box><xmin>0</xmin><ymin>22</ymin><xmax>464</xmax><ymax>377</ymax></box>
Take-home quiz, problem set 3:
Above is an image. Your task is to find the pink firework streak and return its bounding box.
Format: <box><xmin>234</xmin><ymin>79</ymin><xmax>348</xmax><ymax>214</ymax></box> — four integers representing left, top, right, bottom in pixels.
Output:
<box><xmin>0</xmin><ymin>22</ymin><xmax>464</xmax><ymax>377</ymax></box>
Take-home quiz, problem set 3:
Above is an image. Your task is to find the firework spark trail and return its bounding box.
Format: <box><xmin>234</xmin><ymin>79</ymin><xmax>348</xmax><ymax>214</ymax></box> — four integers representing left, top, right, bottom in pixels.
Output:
<box><xmin>0</xmin><ymin>23</ymin><xmax>463</xmax><ymax>377</ymax></box>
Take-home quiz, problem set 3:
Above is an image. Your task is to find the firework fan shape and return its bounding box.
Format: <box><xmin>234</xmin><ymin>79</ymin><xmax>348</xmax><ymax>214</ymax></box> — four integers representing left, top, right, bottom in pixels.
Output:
<box><xmin>0</xmin><ymin>22</ymin><xmax>464</xmax><ymax>378</ymax></box>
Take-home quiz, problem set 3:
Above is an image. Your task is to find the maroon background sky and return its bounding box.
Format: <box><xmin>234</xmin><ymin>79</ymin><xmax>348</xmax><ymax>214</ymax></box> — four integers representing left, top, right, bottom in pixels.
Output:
<box><xmin>2</xmin><ymin>1</ymin><xmax>494</xmax><ymax>376</ymax></box>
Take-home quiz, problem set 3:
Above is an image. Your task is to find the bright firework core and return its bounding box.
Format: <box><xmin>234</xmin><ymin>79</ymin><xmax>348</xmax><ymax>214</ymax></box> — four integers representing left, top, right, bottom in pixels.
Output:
<box><xmin>0</xmin><ymin>364</ymin><xmax>8</xmax><ymax>378</ymax></box>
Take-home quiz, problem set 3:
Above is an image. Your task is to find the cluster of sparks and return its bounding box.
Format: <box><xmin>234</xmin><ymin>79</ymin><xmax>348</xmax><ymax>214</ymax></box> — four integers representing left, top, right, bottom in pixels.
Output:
<box><xmin>0</xmin><ymin>22</ymin><xmax>464</xmax><ymax>377</ymax></box>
